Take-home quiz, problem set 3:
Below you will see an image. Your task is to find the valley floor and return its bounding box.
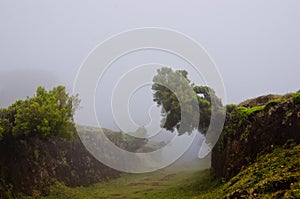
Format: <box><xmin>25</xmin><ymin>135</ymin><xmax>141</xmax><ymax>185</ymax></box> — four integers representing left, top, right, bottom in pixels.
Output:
<box><xmin>22</xmin><ymin>143</ymin><xmax>300</xmax><ymax>199</ymax></box>
<box><xmin>34</xmin><ymin>168</ymin><xmax>213</xmax><ymax>199</ymax></box>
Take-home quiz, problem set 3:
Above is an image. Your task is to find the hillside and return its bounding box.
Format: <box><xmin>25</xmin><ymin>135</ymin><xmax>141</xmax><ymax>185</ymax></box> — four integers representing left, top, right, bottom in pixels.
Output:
<box><xmin>23</xmin><ymin>160</ymin><xmax>214</xmax><ymax>199</ymax></box>
<box><xmin>212</xmin><ymin>91</ymin><xmax>300</xmax><ymax>180</ymax></box>
<box><xmin>1</xmin><ymin>90</ymin><xmax>300</xmax><ymax>198</ymax></box>
<box><xmin>0</xmin><ymin>125</ymin><xmax>151</xmax><ymax>198</ymax></box>
<box><xmin>0</xmin><ymin>127</ymin><xmax>121</xmax><ymax>198</ymax></box>
<box><xmin>199</xmin><ymin>142</ymin><xmax>300</xmax><ymax>198</ymax></box>
<box><xmin>18</xmin><ymin>142</ymin><xmax>299</xmax><ymax>198</ymax></box>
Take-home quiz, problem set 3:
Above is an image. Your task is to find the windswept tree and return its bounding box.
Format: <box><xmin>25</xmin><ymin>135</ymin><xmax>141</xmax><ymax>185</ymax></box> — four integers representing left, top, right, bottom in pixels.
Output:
<box><xmin>0</xmin><ymin>85</ymin><xmax>79</xmax><ymax>140</ymax></box>
<box><xmin>152</xmin><ymin>67</ymin><xmax>223</xmax><ymax>136</ymax></box>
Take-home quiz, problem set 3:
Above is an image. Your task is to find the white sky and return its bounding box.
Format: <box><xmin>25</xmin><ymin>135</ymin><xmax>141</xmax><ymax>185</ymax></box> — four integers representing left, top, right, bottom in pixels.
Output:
<box><xmin>1</xmin><ymin>0</ymin><xmax>300</xmax><ymax>129</ymax></box>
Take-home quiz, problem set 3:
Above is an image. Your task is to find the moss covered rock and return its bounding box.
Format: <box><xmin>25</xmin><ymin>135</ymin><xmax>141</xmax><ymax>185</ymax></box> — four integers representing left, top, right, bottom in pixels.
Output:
<box><xmin>212</xmin><ymin>91</ymin><xmax>300</xmax><ymax>180</ymax></box>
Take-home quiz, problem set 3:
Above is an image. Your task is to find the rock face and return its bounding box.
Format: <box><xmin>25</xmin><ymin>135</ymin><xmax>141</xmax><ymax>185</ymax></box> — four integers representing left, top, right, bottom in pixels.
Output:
<box><xmin>211</xmin><ymin>92</ymin><xmax>300</xmax><ymax>180</ymax></box>
<box><xmin>0</xmin><ymin>136</ymin><xmax>120</xmax><ymax>196</ymax></box>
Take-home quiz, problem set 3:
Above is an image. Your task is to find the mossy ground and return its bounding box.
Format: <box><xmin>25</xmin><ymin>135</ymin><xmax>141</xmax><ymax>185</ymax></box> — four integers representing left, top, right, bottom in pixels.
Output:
<box><xmin>196</xmin><ymin>143</ymin><xmax>300</xmax><ymax>198</ymax></box>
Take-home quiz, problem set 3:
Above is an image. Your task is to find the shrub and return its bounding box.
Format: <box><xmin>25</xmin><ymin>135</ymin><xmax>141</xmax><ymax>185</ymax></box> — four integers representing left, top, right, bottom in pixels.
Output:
<box><xmin>0</xmin><ymin>86</ymin><xmax>79</xmax><ymax>140</ymax></box>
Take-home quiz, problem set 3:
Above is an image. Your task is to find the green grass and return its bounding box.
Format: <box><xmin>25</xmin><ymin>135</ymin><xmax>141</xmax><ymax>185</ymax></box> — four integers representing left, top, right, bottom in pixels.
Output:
<box><xmin>22</xmin><ymin>168</ymin><xmax>216</xmax><ymax>199</ymax></box>
<box><xmin>195</xmin><ymin>143</ymin><xmax>300</xmax><ymax>198</ymax></box>
<box><xmin>20</xmin><ymin>144</ymin><xmax>300</xmax><ymax>199</ymax></box>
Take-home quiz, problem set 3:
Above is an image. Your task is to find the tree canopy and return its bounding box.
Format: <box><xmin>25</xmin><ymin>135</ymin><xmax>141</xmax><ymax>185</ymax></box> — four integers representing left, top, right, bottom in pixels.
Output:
<box><xmin>152</xmin><ymin>67</ymin><xmax>223</xmax><ymax>135</ymax></box>
<box><xmin>0</xmin><ymin>86</ymin><xmax>79</xmax><ymax>141</ymax></box>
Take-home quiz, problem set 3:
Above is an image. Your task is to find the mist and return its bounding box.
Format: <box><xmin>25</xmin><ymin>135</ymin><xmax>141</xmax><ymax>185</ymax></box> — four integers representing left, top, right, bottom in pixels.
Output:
<box><xmin>0</xmin><ymin>69</ymin><xmax>65</xmax><ymax>107</ymax></box>
<box><xmin>1</xmin><ymin>0</ymin><xmax>300</xmax><ymax>167</ymax></box>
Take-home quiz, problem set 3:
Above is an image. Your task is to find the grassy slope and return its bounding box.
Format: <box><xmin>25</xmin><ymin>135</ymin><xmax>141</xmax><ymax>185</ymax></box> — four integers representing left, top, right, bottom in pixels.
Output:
<box><xmin>197</xmin><ymin>143</ymin><xmax>300</xmax><ymax>199</ymax></box>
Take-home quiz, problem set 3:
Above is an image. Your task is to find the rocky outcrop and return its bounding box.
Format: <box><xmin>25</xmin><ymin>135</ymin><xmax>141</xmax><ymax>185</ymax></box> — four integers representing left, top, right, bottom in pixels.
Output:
<box><xmin>0</xmin><ymin>135</ymin><xmax>120</xmax><ymax>197</ymax></box>
<box><xmin>211</xmin><ymin>91</ymin><xmax>300</xmax><ymax>180</ymax></box>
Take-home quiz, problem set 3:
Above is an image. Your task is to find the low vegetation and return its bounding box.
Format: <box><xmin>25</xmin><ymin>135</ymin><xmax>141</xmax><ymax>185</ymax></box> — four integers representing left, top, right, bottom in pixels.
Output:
<box><xmin>0</xmin><ymin>86</ymin><xmax>79</xmax><ymax>141</ymax></box>
<box><xmin>22</xmin><ymin>165</ymin><xmax>214</xmax><ymax>199</ymax></box>
<box><xmin>198</xmin><ymin>142</ymin><xmax>300</xmax><ymax>198</ymax></box>
<box><xmin>20</xmin><ymin>142</ymin><xmax>299</xmax><ymax>198</ymax></box>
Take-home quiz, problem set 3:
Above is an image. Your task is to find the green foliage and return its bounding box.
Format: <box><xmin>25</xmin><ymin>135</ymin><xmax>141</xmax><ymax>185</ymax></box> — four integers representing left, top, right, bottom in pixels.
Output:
<box><xmin>152</xmin><ymin>67</ymin><xmax>223</xmax><ymax>135</ymax></box>
<box><xmin>0</xmin><ymin>86</ymin><xmax>79</xmax><ymax>140</ymax></box>
<box><xmin>152</xmin><ymin>67</ymin><xmax>197</xmax><ymax>134</ymax></box>
<box><xmin>225</xmin><ymin>104</ymin><xmax>236</xmax><ymax>113</ymax></box>
<box><xmin>0</xmin><ymin>109</ymin><xmax>13</xmax><ymax>140</ymax></box>
<box><xmin>292</xmin><ymin>92</ymin><xmax>300</xmax><ymax>104</ymax></box>
<box><xmin>237</xmin><ymin>105</ymin><xmax>265</xmax><ymax>117</ymax></box>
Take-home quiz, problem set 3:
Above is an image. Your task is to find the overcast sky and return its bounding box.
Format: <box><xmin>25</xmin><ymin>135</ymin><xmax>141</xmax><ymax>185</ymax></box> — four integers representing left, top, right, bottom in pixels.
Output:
<box><xmin>1</xmin><ymin>0</ymin><xmax>300</xmax><ymax>130</ymax></box>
